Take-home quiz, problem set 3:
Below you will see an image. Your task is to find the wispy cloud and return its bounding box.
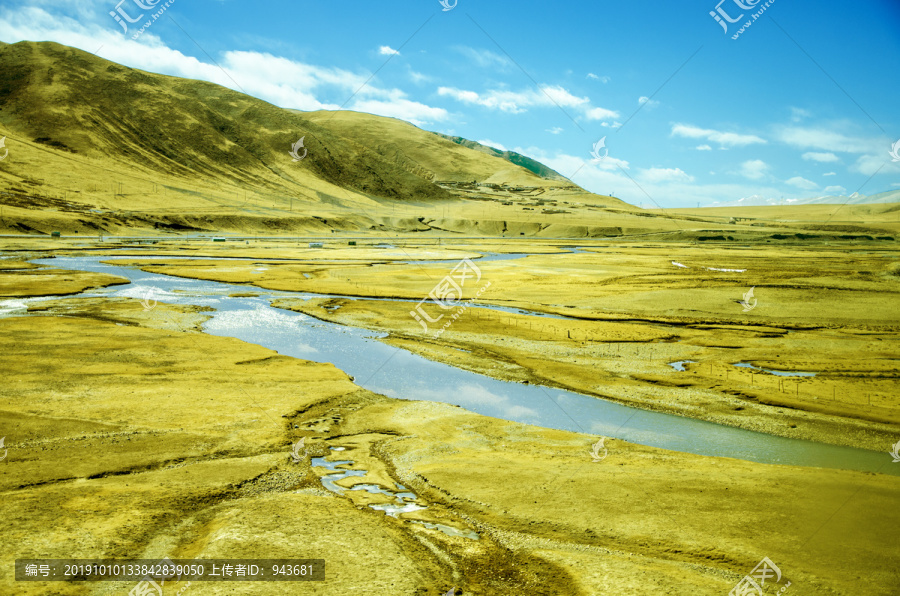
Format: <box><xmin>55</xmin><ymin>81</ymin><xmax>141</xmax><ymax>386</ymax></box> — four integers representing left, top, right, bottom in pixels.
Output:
<box><xmin>585</xmin><ymin>106</ymin><xmax>620</xmax><ymax>121</ymax></box>
<box><xmin>437</xmin><ymin>84</ymin><xmax>619</xmax><ymax>121</ymax></box>
<box><xmin>739</xmin><ymin>159</ymin><xmax>770</xmax><ymax>180</ymax></box>
<box><xmin>407</xmin><ymin>68</ymin><xmax>430</xmax><ymax>84</ymax></box>
<box><xmin>587</xmin><ymin>73</ymin><xmax>610</xmax><ymax>83</ymax></box>
<box><xmin>775</xmin><ymin>126</ymin><xmax>871</xmax><ymax>153</ymax></box>
<box><xmin>802</xmin><ymin>151</ymin><xmax>839</xmax><ymax>162</ymax></box>
<box><xmin>639</xmin><ymin>167</ymin><xmax>694</xmax><ymax>183</ymax></box>
<box><xmin>671</xmin><ymin>124</ymin><xmax>766</xmax><ymax>147</ymax></box>
<box><xmin>453</xmin><ymin>46</ymin><xmax>510</xmax><ymax>69</ymax></box>
<box><xmin>378</xmin><ymin>45</ymin><xmax>400</xmax><ymax>56</ymax></box>
<box><xmin>790</xmin><ymin>107</ymin><xmax>811</xmax><ymax>122</ymax></box>
<box><xmin>786</xmin><ymin>176</ymin><xmax>818</xmax><ymax>190</ymax></box>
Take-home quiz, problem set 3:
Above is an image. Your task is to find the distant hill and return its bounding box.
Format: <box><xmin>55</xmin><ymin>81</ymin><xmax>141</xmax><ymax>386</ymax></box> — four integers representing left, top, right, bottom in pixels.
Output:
<box><xmin>711</xmin><ymin>189</ymin><xmax>900</xmax><ymax>207</ymax></box>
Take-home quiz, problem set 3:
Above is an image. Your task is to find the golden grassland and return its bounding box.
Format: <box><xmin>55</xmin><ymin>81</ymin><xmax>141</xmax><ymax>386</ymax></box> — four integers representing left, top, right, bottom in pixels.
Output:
<box><xmin>1</xmin><ymin>231</ymin><xmax>899</xmax><ymax>595</ymax></box>
<box><xmin>107</xmin><ymin>241</ymin><xmax>900</xmax><ymax>447</ymax></box>
<box><xmin>0</xmin><ymin>289</ymin><xmax>897</xmax><ymax>595</ymax></box>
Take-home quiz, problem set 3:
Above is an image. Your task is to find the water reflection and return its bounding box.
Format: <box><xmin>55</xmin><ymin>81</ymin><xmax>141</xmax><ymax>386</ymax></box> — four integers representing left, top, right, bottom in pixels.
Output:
<box><xmin>28</xmin><ymin>256</ymin><xmax>898</xmax><ymax>476</ymax></box>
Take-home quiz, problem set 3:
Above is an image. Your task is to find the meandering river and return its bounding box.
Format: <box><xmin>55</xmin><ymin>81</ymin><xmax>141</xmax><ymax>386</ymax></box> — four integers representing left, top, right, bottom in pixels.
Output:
<box><xmin>16</xmin><ymin>255</ymin><xmax>896</xmax><ymax>476</ymax></box>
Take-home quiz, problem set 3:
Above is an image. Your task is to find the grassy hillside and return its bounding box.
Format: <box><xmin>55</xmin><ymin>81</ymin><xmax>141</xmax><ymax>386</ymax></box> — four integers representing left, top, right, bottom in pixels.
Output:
<box><xmin>432</xmin><ymin>132</ymin><xmax>569</xmax><ymax>182</ymax></box>
<box><xmin>0</xmin><ymin>40</ymin><xmax>639</xmax><ymax>236</ymax></box>
<box><xmin>300</xmin><ymin>110</ymin><xmax>572</xmax><ymax>188</ymax></box>
<box><xmin>0</xmin><ymin>41</ymin><xmax>450</xmax><ymax>205</ymax></box>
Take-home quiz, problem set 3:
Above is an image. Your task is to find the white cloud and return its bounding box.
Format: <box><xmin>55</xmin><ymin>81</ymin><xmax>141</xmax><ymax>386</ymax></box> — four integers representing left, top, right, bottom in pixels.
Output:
<box><xmin>852</xmin><ymin>153</ymin><xmax>899</xmax><ymax>176</ymax></box>
<box><xmin>802</xmin><ymin>151</ymin><xmax>839</xmax><ymax>162</ymax></box>
<box><xmin>540</xmin><ymin>85</ymin><xmax>591</xmax><ymax>108</ymax></box>
<box><xmin>587</xmin><ymin>73</ymin><xmax>610</xmax><ymax>83</ymax></box>
<box><xmin>0</xmin><ymin>5</ymin><xmax>452</xmax><ymax>123</ymax></box>
<box><xmin>351</xmin><ymin>98</ymin><xmax>448</xmax><ymax>125</ymax></box>
<box><xmin>378</xmin><ymin>45</ymin><xmax>399</xmax><ymax>56</ymax></box>
<box><xmin>585</xmin><ymin>106</ymin><xmax>620</xmax><ymax>121</ymax></box>
<box><xmin>823</xmin><ymin>185</ymin><xmax>846</xmax><ymax>194</ymax></box>
<box><xmin>696</xmin><ymin>144</ymin><xmax>712</xmax><ymax>151</ymax></box>
<box><xmin>546</xmin><ymin>127</ymin><xmax>564</xmax><ymax>135</ymax></box>
<box><xmin>638</xmin><ymin>96</ymin><xmax>660</xmax><ymax>108</ymax></box>
<box><xmin>739</xmin><ymin>160</ymin><xmax>770</xmax><ymax>180</ymax></box>
<box><xmin>639</xmin><ymin>167</ymin><xmax>694</xmax><ymax>183</ymax></box>
<box><xmin>823</xmin><ymin>172</ymin><xmax>837</xmax><ymax>176</ymax></box>
<box><xmin>437</xmin><ymin>85</ymin><xmax>619</xmax><ymax>120</ymax></box>
<box><xmin>477</xmin><ymin>139</ymin><xmax>507</xmax><ymax>151</ymax></box>
<box><xmin>786</xmin><ymin>176</ymin><xmax>818</xmax><ymax>190</ymax></box>
<box><xmin>672</xmin><ymin>124</ymin><xmax>766</xmax><ymax>147</ymax></box>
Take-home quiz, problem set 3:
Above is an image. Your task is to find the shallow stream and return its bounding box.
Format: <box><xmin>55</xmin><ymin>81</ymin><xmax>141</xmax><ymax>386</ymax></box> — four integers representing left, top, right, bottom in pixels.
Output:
<box><xmin>12</xmin><ymin>255</ymin><xmax>896</xmax><ymax>476</ymax></box>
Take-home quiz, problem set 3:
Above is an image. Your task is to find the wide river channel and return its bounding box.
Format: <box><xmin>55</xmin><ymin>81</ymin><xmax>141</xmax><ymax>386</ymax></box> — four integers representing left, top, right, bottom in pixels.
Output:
<box><xmin>12</xmin><ymin>255</ymin><xmax>897</xmax><ymax>477</ymax></box>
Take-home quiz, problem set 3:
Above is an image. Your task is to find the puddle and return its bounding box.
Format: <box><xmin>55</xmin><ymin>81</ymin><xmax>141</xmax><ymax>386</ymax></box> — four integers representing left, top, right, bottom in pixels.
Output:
<box><xmin>311</xmin><ymin>449</ymin><xmax>476</xmax><ymax>537</ymax></box>
<box><xmin>309</xmin><ymin>456</ymin><xmax>367</xmax><ymax>493</ymax></box>
<box><xmin>734</xmin><ymin>362</ymin><xmax>816</xmax><ymax>377</ymax></box>
<box><xmin>668</xmin><ymin>360</ymin><xmax>696</xmax><ymax>372</ymax></box>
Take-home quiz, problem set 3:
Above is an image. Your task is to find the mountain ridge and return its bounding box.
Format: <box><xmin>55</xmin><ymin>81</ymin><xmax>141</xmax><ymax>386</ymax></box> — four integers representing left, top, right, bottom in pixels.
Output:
<box><xmin>0</xmin><ymin>40</ymin><xmax>624</xmax><ymax>222</ymax></box>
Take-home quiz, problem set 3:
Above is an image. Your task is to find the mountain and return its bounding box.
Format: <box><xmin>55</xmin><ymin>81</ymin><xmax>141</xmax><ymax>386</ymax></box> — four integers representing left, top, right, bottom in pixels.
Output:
<box><xmin>710</xmin><ymin>189</ymin><xmax>900</xmax><ymax>207</ymax></box>
<box><xmin>0</xmin><ymin>40</ymin><xmax>630</xmax><ymax>236</ymax></box>
<box><xmin>0</xmin><ymin>40</ymin><xmax>448</xmax><ymax>206</ymax></box>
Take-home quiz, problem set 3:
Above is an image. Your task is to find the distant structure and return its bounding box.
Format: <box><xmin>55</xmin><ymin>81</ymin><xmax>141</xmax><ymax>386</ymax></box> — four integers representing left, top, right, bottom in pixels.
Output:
<box><xmin>309</xmin><ymin>242</ymin><xmax>323</xmax><ymax>248</ymax></box>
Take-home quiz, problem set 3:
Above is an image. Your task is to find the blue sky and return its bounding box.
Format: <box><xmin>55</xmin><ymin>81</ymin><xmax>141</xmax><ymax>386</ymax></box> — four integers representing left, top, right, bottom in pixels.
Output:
<box><xmin>1</xmin><ymin>0</ymin><xmax>899</xmax><ymax>207</ymax></box>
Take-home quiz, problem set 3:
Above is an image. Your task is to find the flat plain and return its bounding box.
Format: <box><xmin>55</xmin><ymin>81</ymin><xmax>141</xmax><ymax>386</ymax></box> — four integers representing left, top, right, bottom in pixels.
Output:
<box><xmin>2</xmin><ymin>225</ymin><xmax>898</xmax><ymax>595</ymax></box>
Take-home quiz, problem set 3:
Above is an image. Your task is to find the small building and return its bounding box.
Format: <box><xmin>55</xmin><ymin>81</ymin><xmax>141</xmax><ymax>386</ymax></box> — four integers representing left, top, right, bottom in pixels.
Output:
<box><xmin>309</xmin><ymin>242</ymin><xmax>323</xmax><ymax>248</ymax></box>
<box><xmin>348</xmin><ymin>241</ymin><xmax>356</xmax><ymax>246</ymax></box>
<box><xmin>212</xmin><ymin>237</ymin><xmax>226</xmax><ymax>242</ymax></box>
<box><xmin>50</xmin><ymin>231</ymin><xmax>61</xmax><ymax>238</ymax></box>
